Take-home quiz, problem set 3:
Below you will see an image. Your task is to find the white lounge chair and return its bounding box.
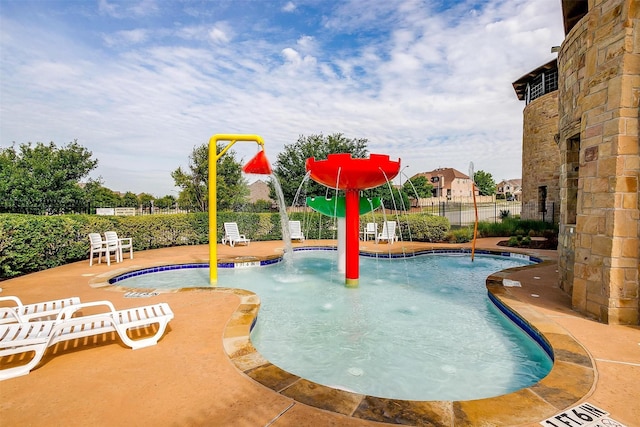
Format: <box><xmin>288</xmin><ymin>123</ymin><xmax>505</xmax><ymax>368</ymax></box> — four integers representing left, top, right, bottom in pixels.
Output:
<box><xmin>376</xmin><ymin>221</ymin><xmax>398</xmax><ymax>244</ymax></box>
<box><xmin>89</xmin><ymin>232</ymin><xmax>119</xmax><ymax>266</ymax></box>
<box><xmin>0</xmin><ymin>296</ymin><xmax>81</xmax><ymax>325</ymax></box>
<box><xmin>362</xmin><ymin>222</ymin><xmax>377</xmax><ymax>241</ymax></box>
<box><xmin>104</xmin><ymin>231</ymin><xmax>133</xmax><ymax>262</ymax></box>
<box><xmin>222</xmin><ymin>222</ymin><xmax>250</xmax><ymax>247</ymax></box>
<box><xmin>288</xmin><ymin>220</ymin><xmax>305</xmax><ymax>242</ymax></box>
<box><xmin>0</xmin><ymin>300</ymin><xmax>174</xmax><ymax>380</ymax></box>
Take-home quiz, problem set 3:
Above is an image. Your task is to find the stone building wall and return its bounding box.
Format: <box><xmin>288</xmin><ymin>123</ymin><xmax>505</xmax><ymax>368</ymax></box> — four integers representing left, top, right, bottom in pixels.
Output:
<box><xmin>557</xmin><ymin>0</ymin><xmax>639</xmax><ymax>324</ymax></box>
<box><xmin>521</xmin><ymin>91</ymin><xmax>560</xmax><ymax>223</ymax></box>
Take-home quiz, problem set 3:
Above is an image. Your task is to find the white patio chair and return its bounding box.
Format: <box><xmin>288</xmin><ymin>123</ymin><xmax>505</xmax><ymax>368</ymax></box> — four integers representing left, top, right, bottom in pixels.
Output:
<box><xmin>222</xmin><ymin>222</ymin><xmax>250</xmax><ymax>247</ymax></box>
<box><xmin>363</xmin><ymin>222</ymin><xmax>377</xmax><ymax>241</ymax></box>
<box><xmin>89</xmin><ymin>233</ymin><xmax>118</xmax><ymax>266</ymax></box>
<box><xmin>288</xmin><ymin>220</ymin><xmax>305</xmax><ymax>242</ymax></box>
<box><xmin>104</xmin><ymin>231</ymin><xmax>133</xmax><ymax>262</ymax></box>
<box><xmin>376</xmin><ymin>221</ymin><xmax>398</xmax><ymax>244</ymax></box>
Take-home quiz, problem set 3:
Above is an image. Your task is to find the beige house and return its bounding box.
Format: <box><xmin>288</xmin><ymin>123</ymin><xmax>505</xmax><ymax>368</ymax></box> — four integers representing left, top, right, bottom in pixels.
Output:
<box><xmin>411</xmin><ymin>168</ymin><xmax>475</xmax><ymax>201</ymax></box>
<box><xmin>248</xmin><ymin>180</ymin><xmax>272</xmax><ymax>204</ymax></box>
<box><xmin>496</xmin><ymin>179</ymin><xmax>522</xmax><ymax>200</ymax></box>
<box><xmin>514</xmin><ymin>0</ymin><xmax>639</xmax><ymax>325</ymax></box>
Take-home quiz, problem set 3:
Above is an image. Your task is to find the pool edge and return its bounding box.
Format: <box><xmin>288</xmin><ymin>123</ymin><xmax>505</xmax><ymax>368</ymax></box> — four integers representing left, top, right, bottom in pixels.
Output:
<box><xmin>93</xmin><ymin>247</ymin><xmax>597</xmax><ymax>425</ymax></box>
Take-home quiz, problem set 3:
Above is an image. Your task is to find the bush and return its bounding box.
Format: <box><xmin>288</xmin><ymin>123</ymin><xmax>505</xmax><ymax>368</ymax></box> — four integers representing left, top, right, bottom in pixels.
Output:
<box><xmin>360</xmin><ymin>213</ymin><xmax>450</xmax><ymax>243</ymax></box>
<box><xmin>1</xmin><ymin>211</ymin><xmax>454</xmax><ymax>278</ymax></box>
<box><xmin>477</xmin><ymin>218</ymin><xmax>557</xmax><ymax>238</ymax></box>
<box><xmin>444</xmin><ymin>227</ymin><xmax>473</xmax><ymax>243</ymax></box>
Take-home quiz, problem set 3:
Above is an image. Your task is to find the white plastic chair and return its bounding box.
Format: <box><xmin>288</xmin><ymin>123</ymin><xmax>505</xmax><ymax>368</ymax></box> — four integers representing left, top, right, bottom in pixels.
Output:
<box><xmin>104</xmin><ymin>231</ymin><xmax>133</xmax><ymax>262</ymax></box>
<box><xmin>89</xmin><ymin>233</ymin><xmax>118</xmax><ymax>266</ymax></box>
<box><xmin>363</xmin><ymin>222</ymin><xmax>377</xmax><ymax>241</ymax></box>
<box><xmin>222</xmin><ymin>222</ymin><xmax>250</xmax><ymax>247</ymax></box>
<box><xmin>0</xmin><ymin>296</ymin><xmax>81</xmax><ymax>324</ymax></box>
<box><xmin>288</xmin><ymin>221</ymin><xmax>305</xmax><ymax>242</ymax></box>
<box><xmin>376</xmin><ymin>221</ymin><xmax>398</xmax><ymax>244</ymax></box>
<box><xmin>0</xmin><ymin>300</ymin><xmax>174</xmax><ymax>380</ymax></box>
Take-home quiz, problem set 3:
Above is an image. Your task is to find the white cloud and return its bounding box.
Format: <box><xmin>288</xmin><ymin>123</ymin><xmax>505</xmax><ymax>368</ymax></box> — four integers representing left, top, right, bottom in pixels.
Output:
<box><xmin>0</xmin><ymin>0</ymin><xmax>564</xmax><ymax>195</ymax></box>
<box><xmin>208</xmin><ymin>22</ymin><xmax>232</xmax><ymax>44</ymax></box>
<box><xmin>103</xmin><ymin>29</ymin><xmax>149</xmax><ymax>47</ymax></box>
<box><xmin>282</xmin><ymin>2</ymin><xmax>296</xmax><ymax>13</ymax></box>
<box><xmin>98</xmin><ymin>0</ymin><xmax>159</xmax><ymax>18</ymax></box>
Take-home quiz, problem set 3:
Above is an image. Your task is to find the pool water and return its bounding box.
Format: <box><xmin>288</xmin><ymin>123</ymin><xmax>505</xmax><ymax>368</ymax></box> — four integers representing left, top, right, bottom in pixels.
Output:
<box><xmin>116</xmin><ymin>251</ymin><xmax>552</xmax><ymax>401</ymax></box>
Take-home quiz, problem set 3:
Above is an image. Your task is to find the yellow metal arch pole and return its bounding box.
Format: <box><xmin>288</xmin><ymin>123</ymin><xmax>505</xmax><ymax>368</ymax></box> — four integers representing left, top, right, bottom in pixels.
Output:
<box><xmin>208</xmin><ymin>134</ymin><xmax>266</xmax><ymax>285</ymax></box>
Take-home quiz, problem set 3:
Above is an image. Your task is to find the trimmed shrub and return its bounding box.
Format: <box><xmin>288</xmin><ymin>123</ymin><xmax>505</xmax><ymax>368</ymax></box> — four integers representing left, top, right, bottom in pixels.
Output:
<box><xmin>444</xmin><ymin>227</ymin><xmax>473</xmax><ymax>243</ymax></box>
<box><xmin>359</xmin><ymin>213</ymin><xmax>450</xmax><ymax>243</ymax></box>
<box><xmin>1</xmin><ymin>211</ymin><xmax>451</xmax><ymax>278</ymax></box>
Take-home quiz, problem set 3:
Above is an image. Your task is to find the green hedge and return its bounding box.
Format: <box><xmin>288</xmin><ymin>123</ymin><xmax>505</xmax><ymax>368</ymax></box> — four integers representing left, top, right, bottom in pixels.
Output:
<box><xmin>357</xmin><ymin>214</ymin><xmax>450</xmax><ymax>243</ymax></box>
<box><xmin>0</xmin><ymin>212</ymin><xmax>450</xmax><ymax>279</ymax></box>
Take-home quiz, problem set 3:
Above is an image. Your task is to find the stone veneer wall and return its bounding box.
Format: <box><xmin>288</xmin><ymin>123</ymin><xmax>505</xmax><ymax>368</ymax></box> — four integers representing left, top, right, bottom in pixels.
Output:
<box><xmin>557</xmin><ymin>0</ymin><xmax>639</xmax><ymax>324</ymax></box>
<box><xmin>521</xmin><ymin>91</ymin><xmax>560</xmax><ymax>222</ymax></box>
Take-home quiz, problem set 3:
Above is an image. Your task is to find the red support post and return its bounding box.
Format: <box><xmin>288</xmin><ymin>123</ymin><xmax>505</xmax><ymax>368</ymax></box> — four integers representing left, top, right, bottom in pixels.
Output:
<box><xmin>345</xmin><ymin>189</ymin><xmax>360</xmax><ymax>287</ymax></box>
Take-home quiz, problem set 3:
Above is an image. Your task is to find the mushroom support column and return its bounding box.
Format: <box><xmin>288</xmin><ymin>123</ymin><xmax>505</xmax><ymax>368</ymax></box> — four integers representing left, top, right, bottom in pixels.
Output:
<box><xmin>306</xmin><ymin>154</ymin><xmax>400</xmax><ymax>287</ymax></box>
<box><xmin>345</xmin><ymin>189</ymin><xmax>360</xmax><ymax>287</ymax></box>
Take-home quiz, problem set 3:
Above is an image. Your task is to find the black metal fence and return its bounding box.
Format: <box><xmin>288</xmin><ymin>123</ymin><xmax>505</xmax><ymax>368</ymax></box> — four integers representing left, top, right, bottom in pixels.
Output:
<box><xmin>0</xmin><ymin>202</ymin><xmax>198</xmax><ymax>216</ymax></box>
<box><xmin>413</xmin><ymin>200</ymin><xmax>557</xmax><ymax>227</ymax></box>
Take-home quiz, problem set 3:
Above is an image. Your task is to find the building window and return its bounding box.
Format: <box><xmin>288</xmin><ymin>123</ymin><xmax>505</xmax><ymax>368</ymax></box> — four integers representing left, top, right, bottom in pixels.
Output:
<box><xmin>565</xmin><ymin>135</ymin><xmax>580</xmax><ymax>225</ymax></box>
<box><xmin>525</xmin><ymin>69</ymin><xmax>558</xmax><ymax>104</ymax></box>
<box><xmin>538</xmin><ymin>186</ymin><xmax>547</xmax><ymax>212</ymax></box>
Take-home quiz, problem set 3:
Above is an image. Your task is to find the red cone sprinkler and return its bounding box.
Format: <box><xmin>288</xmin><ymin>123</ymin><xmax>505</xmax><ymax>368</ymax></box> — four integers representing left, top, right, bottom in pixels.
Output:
<box><xmin>306</xmin><ymin>154</ymin><xmax>401</xmax><ymax>287</ymax></box>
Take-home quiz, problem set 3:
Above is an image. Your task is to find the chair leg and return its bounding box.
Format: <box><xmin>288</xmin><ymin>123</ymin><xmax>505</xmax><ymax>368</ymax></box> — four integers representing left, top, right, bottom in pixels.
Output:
<box><xmin>0</xmin><ymin>344</ymin><xmax>48</xmax><ymax>380</ymax></box>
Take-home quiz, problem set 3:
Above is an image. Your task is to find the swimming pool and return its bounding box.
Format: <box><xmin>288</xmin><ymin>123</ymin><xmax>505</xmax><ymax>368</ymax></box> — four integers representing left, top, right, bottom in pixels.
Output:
<box><xmin>111</xmin><ymin>249</ymin><xmax>552</xmax><ymax>401</ymax></box>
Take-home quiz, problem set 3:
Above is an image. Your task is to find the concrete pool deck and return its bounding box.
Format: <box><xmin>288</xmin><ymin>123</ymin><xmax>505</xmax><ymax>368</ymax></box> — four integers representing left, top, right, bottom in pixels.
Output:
<box><xmin>1</xmin><ymin>239</ymin><xmax>638</xmax><ymax>426</ymax></box>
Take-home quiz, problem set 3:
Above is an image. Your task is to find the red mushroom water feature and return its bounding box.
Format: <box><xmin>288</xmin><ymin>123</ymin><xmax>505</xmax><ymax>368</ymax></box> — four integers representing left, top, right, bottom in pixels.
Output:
<box><xmin>306</xmin><ymin>153</ymin><xmax>401</xmax><ymax>287</ymax></box>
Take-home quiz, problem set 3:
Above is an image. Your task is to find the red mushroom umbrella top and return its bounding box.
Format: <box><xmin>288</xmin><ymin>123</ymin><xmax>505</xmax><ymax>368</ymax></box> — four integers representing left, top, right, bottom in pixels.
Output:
<box><xmin>306</xmin><ymin>153</ymin><xmax>401</xmax><ymax>190</ymax></box>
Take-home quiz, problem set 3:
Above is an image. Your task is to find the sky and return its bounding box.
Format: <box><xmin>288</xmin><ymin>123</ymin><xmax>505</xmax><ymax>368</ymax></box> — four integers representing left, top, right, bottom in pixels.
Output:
<box><xmin>0</xmin><ymin>0</ymin><xmax>565</xmax><ymax>197</ymax></box>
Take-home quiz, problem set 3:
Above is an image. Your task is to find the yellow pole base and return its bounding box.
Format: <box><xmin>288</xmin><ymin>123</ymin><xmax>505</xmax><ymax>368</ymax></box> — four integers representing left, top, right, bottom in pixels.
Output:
<box><xmin>345</xmin><ymin>278</ymin><xmax>359</xmax><ymax>288</ymax></box>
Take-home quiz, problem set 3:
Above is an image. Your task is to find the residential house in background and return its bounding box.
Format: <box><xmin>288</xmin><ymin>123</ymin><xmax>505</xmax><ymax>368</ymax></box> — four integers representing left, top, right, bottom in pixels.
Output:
<box><xmin>248</xmin><ymin>180</ymin><xmax>273</xmax><ymax>205</ymax></box>
<box><xmin>496</xmin><ymin>179</ymin><xmax>522</xmax><ymax>201</ymax></box>
<box><xmin>411</xmin><ymin>168</ymin><xmax>474</xmax><ymax>200</ymax></box>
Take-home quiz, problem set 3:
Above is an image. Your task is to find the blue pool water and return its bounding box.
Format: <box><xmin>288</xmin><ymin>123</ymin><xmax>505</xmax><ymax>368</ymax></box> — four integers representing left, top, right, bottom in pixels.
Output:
<box><xmin>113</xmin><ymin>250</ymin><xmax>552</xmax><ymax>401</ymax></box>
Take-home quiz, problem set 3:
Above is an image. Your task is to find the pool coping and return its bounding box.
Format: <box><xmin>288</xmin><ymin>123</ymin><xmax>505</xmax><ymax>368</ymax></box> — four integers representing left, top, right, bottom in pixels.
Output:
<box><xmin>90</xmin><ymin>247</ymin><xmax>596</xmax><ymax>425</ymax></box>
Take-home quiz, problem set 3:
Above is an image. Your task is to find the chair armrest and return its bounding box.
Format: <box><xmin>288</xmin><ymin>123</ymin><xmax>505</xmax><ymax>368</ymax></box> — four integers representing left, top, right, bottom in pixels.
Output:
<box><xmin>0</xmin><ymin>296</ymin><xmax>22</xmax><ymax>308</ymax></box>
<box><xmin>55</xmin><ymin>300</ymin><xmax>117</xmax><ymax>321</ymax></box>
<box><xmin>118</xmin><ymin>238</ymin><xmax>132</xmax><ymax>245</ymax></box>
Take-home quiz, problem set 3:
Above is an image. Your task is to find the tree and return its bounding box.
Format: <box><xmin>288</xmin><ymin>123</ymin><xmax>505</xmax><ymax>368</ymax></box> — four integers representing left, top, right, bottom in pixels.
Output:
<box><xmin>0</xmin><ymin>140</ymin><xmax>98</xmax><ymax>214</ymax></box>
<box><xmin>364</xmin><ymin>185</ymin><xmax>410</xmax><ymax>211</ymax></box>
<box><xmin>171</xmin><ymin>143</ymin><xmax>249</xmax><ymax>212</ymax></box>
<box><xmin>474</xmin><ymin>170</ymin><xmax>496</xmax><ymax>196</ymax></box>
<box><xmin>270</xmin><ymin>133</ymin><xmax>369</xmax><ymax>206</ymax></box>
<box><xmin>155</xmin><ymin>195</ymin><xmax>176</xmax><ymax>209</ymax></box>
<box><xmin>402</xmin><ymin>175</ymin><xmax>433</xmax><ymax>199</ymax></box>
<box><xmin>121</xmin><ymin>192</ymin><xmax>139</xmax><ymax>207</ymax></box>
<box><xmin>83</xmin><ymin>179</ymin><xmax>122</xmax><ymax>207</ymax></box>
<box><xmin>138</xmin><ymin>193</ymin><xmax>155</xmax><ymax>213</ymax></box>
<box><xmin>172</xmin><ymin>144</ymin><xmax>208</xmax><ymax>211</ymax></box>
<box><xmin>217</xmin><ymin>146</ymin><xmax>250</xmax><ymax>210</ymax></box>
